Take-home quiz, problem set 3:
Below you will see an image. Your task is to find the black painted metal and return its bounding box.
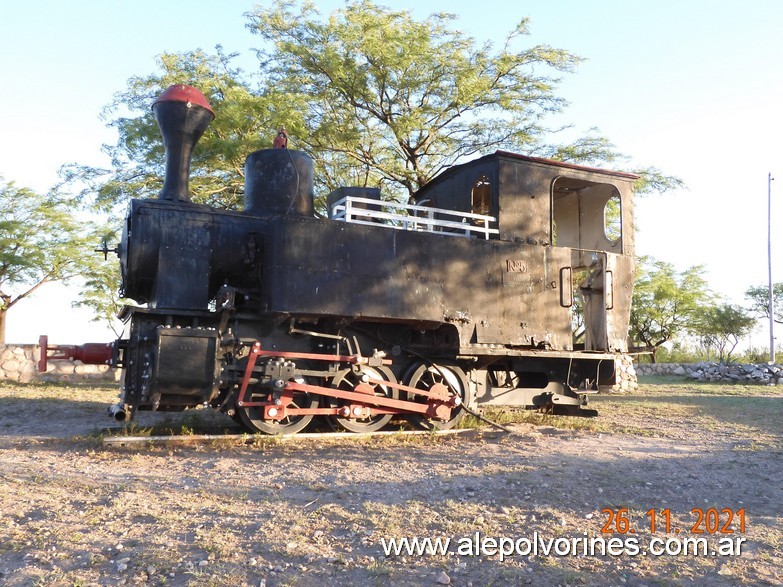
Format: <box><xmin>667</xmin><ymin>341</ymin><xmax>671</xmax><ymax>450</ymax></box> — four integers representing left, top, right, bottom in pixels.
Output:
<box><xmin>118</xmin><ymin>199</ymin><xmax>268</xmax><ymax>310</ymax></box>
<box><xmin>244</xmin><ymin>149</ymin><xmax>314</xmax><ymax>216</ymax></box>
<box><xmin>153</xmin><ymin>100</ymin><xmax>214</xmax><ymax>202</ymax></box>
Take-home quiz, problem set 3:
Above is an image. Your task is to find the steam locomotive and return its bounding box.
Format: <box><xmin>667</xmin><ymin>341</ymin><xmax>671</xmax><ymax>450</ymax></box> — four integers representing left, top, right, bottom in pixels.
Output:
<box><xmin>42</xmin><ymin>85</ymin><xmax>637</xmax><ymax>434</ymax></box>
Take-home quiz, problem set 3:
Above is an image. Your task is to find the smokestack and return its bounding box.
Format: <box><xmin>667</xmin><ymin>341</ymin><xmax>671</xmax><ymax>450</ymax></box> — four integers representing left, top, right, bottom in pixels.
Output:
<box><xmin>152</xmin><ymin>85</ymin><xmax>215</xmax><ymax>202</ymax></box>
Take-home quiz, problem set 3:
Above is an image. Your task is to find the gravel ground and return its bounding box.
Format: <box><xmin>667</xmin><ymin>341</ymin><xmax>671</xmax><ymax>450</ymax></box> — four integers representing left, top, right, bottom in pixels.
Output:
<box><xmin>0</xmin><ymin>380</ymin><xmax>781</xmax><ymax>586</ymax></box>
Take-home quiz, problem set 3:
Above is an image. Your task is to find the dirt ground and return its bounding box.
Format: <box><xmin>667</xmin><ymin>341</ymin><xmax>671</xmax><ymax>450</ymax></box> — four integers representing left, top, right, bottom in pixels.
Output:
<box><xmin>0</xmin><ymin>379</ymin><xmax>781</xmax><ymax>587</ymax></box>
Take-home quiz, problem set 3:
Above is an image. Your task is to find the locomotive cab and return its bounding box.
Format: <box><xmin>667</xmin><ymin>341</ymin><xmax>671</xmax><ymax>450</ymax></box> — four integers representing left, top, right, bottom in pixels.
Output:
<box><xmin>411</xmin><ymin>151</ymin><xmax>636</xmax><ymax>354</ymax></box>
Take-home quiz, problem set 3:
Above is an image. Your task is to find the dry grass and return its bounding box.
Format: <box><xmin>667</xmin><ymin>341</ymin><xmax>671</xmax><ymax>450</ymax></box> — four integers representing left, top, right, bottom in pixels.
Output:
<box><xmin>0</xmin><ymin>378</ymin><xmax>781</xmax><ymax>586</ymax></box>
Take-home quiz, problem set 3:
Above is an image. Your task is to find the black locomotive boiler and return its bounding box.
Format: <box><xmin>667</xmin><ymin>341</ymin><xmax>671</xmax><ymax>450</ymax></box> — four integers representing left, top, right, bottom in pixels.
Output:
<box><xmin>48</xmin><ymin>85</ymin><xmax>637</xmax><ymax>434</ymax></box>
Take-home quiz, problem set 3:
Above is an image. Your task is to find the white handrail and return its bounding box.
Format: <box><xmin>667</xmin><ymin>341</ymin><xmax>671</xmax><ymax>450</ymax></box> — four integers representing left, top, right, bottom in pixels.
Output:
<box><xmin>330</xmin><ymin>196</ymin><xmax>499</xmax><ymax>240</ymax></box>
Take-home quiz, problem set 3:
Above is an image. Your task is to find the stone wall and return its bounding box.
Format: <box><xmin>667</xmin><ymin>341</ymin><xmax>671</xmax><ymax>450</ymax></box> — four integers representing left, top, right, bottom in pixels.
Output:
<box><xmin>614</xmin><ymin>354</ymin><xmax>639</xmax><ymax>391</ymax></box>
<box><xmin>0</xmin><ymin>344</ymin><xmax>120</xmax><ymax>384</ymax></box>
<box><xmin>636</xmin><ymin>361</ymin><xmax>783</xmax><ymax>385</ymax></box>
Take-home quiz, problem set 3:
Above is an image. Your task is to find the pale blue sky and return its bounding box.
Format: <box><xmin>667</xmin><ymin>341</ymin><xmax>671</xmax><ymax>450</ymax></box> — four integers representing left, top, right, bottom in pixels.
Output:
<box><xmin>2</xmin><ymin>0</ymin><xmax>782</xmax><ymax>344</ymax></box>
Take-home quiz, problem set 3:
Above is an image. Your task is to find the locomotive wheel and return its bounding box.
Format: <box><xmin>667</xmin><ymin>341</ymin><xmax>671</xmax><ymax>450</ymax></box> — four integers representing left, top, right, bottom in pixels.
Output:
<box><xmin>404</xmin><ymin>362</ymin><xmax>469</xmax><ymax>431</ymax></box>
<box><xmin>237</xmin><ymin>384</ymin><xmax>319</xmax><ymax>435</ymax></box>
<box><xmin>326</xmin><ymin>366</ymin><xmax>399</xmax><ymax>433</ymax></box>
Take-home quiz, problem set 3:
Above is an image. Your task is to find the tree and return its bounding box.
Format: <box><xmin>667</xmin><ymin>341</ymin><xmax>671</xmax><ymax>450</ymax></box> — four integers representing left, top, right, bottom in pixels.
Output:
<box><xmin>248</xmin><ymin>1</ymin><xmax>682</xmax><ymax>202</ymax></box>
<box><xmin>0</xmin><ymin>179</ymin><xmax>97</xmax><ymax>343</ymax></box>
<box><xmin>64</xmin><ymin>3</ymin><xmax>681</xmax><ymax>214</ymax></box>
<box><xmin>59</xmin><ymin>3</ymin><xmax>681</xmax><ymax>326</ymax></box>
<box><xmin>629</xmin><ymin>257</ymin><xmax>713</xmax><ymax>362</ymax></box>
<box><xmin>61</xmin><ymin>47</ymin><xmax>304</xmax><ymax>213</ymax></box>
<box><xmin>248</xmin><ymin>1</ymin><xmax>587</xmax><ymax>200</ymax></box>
<box><xmin>543</xmin><ymin>134</ymin><xmax>684</xmax><ymax>196</ymax></box>
<box><xmin>694</xmin><ymin>303</ymin><xmax>756</xmax><ymax>364</ymax></box>
<box><xmin>745</xmin><ymin>283</ymin><xmax>783</xmax><ymax>325</ymax></box>
<box><xmin>58</xmin><ymin>48</ymin><xmax>309</xmax><ymax>333</ymax></box>
<box><xmin>71</xmin><ymin>231</ymin><xmax>132</xmax><ymax>337</ymax></box>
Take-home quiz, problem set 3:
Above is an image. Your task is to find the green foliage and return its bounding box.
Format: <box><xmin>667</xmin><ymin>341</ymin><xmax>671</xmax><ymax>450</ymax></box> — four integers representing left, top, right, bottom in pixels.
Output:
<box><xmin>60</xmin><ymin>47</ymin><xmax>305</xmax><ymax>213</ymax></box>
<box><xmin>629</xmin><ymin>256</ymin><xmax>714</xmax><ymax>362</ymax></box>
<box><xmin>57</xmin><ymin>47</ymin><xmax>300</xmax><ymax>328</ymax></box>
<box><xmin>543</xmin><ymin>129</ymin><xmax>619</xmax><ymax>165</ymax></box>
<box><xmin>737</xmin><ymin>345</ymin><xmax>782</xmax><ymax>364</ymax></box>
<box><xmin>745</xmin><ymin>282</ymin><xmax>783</xmax><ymax>324</ymax></box>
<box><xmin>248</xmin><ymin>0</ymin><xmax>584</xmax><ymax>200</ymax></box>
<box><xmin>634</xmin><ymin>342</ymin><xmax>708</xmax><ymax>364</ymax></box>
<box><xmin>71</xmin><ymin>228</ymin><xmax>133</xmax><ymax>336</ymax></box>
<box><xmin>540</xmin><ymin>132</ymin><xmax>682</xmax><ymax>196</ymax></box>
<box><xmin>694</xmin><ymin>303</ymin><xmax>756</xmax><ymax>363</ymax></box>
<box><xmin>632</xmin><ymin>166</ymin><xmax>686</xmax><ymax>196</ymax></box>
<box><xmin>636</xmin><ymin>342</ymin><xmax>781</xmax><ymax>366</ymax></box>
<box><xmin>0</xmin><ymin>178</ymin><xmax>100</xmax><ymax>342</ymax></box>
<box><xmin>52</xmin><ymin>3</ymin><xmax>684</xmax><ymax>327</ymax></box>
<box><xmin>61</xmin><ymin>2</ymin><xmax>683</xmax><ymax>214</ymax></box>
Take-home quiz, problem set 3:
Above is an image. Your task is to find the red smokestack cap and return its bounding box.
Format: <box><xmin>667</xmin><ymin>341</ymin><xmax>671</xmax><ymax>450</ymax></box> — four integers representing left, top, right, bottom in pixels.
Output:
<box><xmin>152</xmin><ymin>85</ymin><xmax>215</xmax><ymax>202</ymax></box>
<box><xmin>152</xmin><ymin>84</ymin><xmax>214</xmax><ymax>118</ymax></box>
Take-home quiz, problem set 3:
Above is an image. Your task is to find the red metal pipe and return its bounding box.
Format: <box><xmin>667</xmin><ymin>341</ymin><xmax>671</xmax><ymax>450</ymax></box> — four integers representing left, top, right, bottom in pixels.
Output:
<box><xmin>38</xmin><ymin>335</ymin><xmax>114</xmax><ymax>372</ymax></box>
